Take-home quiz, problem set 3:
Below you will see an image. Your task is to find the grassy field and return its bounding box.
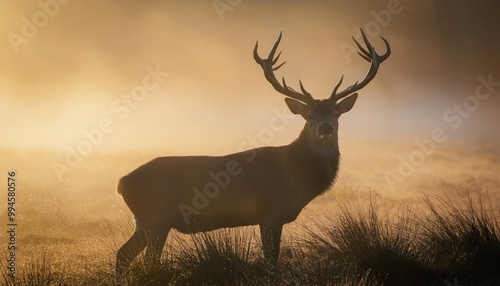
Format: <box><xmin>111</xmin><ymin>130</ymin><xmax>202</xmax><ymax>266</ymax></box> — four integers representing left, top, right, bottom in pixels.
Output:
<box><xmin>0</xmin><ymin>139</ymin><xmax>499</xmax><ymax>285</ymax></box>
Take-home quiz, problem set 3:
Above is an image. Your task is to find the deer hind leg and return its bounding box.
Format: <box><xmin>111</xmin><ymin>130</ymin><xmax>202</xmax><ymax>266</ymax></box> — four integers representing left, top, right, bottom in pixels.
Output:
<box><xmin>145</xmin><ymin>226</ymin><xmax>170</xmax><ymax>266</ymax></box>
<box><xmin>116</xmin><ymin>218</ymin><xmax>147</xmax><ymax>276</ymax></box>
<box><xmin>259</xmin><ymin>223</ymin><xmax>283</xmax><ymax>265</ymax></box>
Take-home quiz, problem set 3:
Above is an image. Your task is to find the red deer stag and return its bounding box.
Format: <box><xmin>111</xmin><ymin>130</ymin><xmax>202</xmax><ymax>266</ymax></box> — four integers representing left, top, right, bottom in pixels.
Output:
<box><xmin>116</xmin><ymin>29</ymin><xmax>390</xmax><ymax>274</ymax></box>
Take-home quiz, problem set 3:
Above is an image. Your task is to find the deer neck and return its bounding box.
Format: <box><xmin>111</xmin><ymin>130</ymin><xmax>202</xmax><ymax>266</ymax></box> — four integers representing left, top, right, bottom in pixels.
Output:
<box><xmin>287</xmin><ymin>126</ymin><xmax>341</xmax><ymax>195</ymax></box>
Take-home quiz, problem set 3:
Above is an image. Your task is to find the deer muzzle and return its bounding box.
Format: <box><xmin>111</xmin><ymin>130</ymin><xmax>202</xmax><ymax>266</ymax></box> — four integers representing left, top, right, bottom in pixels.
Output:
<box><xmin>317</xmin><ymin>122</ymin><xmax>335</xmax><ymax>140</ymax></box>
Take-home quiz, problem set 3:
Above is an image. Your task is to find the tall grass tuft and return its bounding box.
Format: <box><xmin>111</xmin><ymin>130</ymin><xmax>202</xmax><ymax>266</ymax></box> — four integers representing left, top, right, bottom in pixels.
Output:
<box><xmin>421</xmin><ymin>191</ymin><xmax>500</xmax><ymax>285</ymax></box>
<box><xmin>172</xmin><ymin>227</ymin><xmax>275</xmax><ymax>285</ymax></box>
<box><xmin>301</xmin><ymin>199</ymin><xmax>433</xmax><ymax>286</ymax></box>
<box><xmin>1</xmin><ymin>256</ymin><xmax>57</xmax><ymax>286</ymax></box>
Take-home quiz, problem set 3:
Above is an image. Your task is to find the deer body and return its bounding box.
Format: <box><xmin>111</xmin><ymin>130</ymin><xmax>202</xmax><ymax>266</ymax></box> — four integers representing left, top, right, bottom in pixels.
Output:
<box><xmin>116</xmin><ymin>29</ymin><xmax>390</xmax><ymax>275</ymax></box>
<box><xmin>118</xmin><ymin>127</ymin><xmax>339</xmax><ymax>232</ymax></box>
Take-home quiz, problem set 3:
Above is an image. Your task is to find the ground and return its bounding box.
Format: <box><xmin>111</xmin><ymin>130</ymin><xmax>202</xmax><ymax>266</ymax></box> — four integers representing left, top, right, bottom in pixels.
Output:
<box><xmin>1</xmin><ymin>137</ymin><xmax>499</xmax><ymax>285</ymax></box>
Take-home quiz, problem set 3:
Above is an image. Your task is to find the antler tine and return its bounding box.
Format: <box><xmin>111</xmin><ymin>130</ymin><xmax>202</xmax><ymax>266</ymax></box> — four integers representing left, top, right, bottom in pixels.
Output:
<box><xmin>272</xmin><ymin>51</ymin><xmax>283</xmax><ymax>65</ymax></box>
<box><xmin>330</xmin><ymin>75</ymin><xmax>344</xmax><ymax>98</ymax></box>
<box><xmin>379</xmin><ymin>36</ymin><xmax>391</xmax><ymax>61</ymax></box>
<box><xmin>356</xmin><ymin>51</ymin><xmax>372</xmax><ymax>62</ymax></box>
<box><xmin>330</xmin><ymin>28</ymin><xmax>391</xmax><ymax>103</ymax></box>
<box><xmin>353</xmin><ymin>34</ymin><xmax>371</xmax><ymax>58</ymax></box>
<box><xmin>269</xmin><ymin>32</ymin><xmax>282</xmax><ymax>60</ymax></box>
<box><xmin>254</xmin><ymin>33</ymin><xmax>314</xmax><ymax>104</ymax></box>
<box><xmin>273</xmin><ymin>61</ymin><xmax>287</xmax><ymax>71</ymax></box>
<box><xmin>299</xmin><ymin>80</ymin><xmax>312</xmax><ymax>97</ymax></box>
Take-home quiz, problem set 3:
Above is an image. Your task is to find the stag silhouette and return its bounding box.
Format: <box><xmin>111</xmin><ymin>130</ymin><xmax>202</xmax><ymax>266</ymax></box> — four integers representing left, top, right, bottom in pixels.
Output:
<box><xmin>116</xmin><ymin>29</ymin><xmax>390</xmax><ymax>274</ymax></box>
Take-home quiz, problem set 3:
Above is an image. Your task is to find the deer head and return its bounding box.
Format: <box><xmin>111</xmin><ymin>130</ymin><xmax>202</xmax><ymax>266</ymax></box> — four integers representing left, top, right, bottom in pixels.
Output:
<box><xmin>254</xmin><ymin>29</ymin><xmax>391</xmax><ymax>153</ymax></box>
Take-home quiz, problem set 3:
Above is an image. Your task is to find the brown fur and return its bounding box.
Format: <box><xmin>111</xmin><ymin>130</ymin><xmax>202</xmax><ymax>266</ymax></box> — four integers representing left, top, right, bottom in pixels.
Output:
<box><xmin>116</xmin><ymin>124</ymin><xmax>340</xmax><ymax>273</ymax></box>
<box><xmin>115</xmin><ymin>29</ymin><xmax>389</xmax><ymax>275</ymax></box>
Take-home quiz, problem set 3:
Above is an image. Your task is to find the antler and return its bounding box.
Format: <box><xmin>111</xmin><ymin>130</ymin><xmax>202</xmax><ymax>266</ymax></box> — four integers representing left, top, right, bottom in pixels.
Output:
<box><xmin>330</xmin><ymin>29</ymin><xmax>391</xmax><ymax>103</ymax></box>
<box><xmin>254</xmin><ymin>32</ymin><xmax>314</xmax><ymax>105</ymax></box>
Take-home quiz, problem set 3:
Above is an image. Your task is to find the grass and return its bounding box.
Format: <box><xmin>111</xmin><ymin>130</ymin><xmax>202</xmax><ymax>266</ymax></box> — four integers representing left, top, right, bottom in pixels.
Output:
<box><xmin>2</xmin><ymin>191</ymin><xmax>499</xmax><ymax>285</ymax></box>
<box><xmin>1</xmin><ymin>145</ymin><xmax>499</xmax><ymax>285</ymax></box>
<box><xmin>173</xmin><ymin>228</ymin><xmax>268</xmax><ymax>285</ymax></box>
<box><xmin>300</xmin><ymin>201</ymin><xmax>432</xmax><ymax>285</ymax></box>
<box><xmin>420</xmin><ymin>191</ymin><xmax>500</xmax><ymax>285</ymax></box>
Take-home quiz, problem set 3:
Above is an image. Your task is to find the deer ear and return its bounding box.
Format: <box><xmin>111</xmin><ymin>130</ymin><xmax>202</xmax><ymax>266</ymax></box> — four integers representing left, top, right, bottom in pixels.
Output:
<box><xmin>336</xmin><ymin>93</ymin><xmax>358</xmax><ymax>114</ymax></box>
<box><xmin>285</xmin><ymin>98</ymin><xmax>308</xmax><ymax>118</ymax></box>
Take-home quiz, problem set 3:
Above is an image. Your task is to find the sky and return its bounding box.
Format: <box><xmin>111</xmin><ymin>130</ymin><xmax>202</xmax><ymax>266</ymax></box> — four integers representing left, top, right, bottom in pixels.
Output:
<box><xmin>1</xmin><ymin>0</ymin><xmax>499</xmax><ymax>155</ymax></box>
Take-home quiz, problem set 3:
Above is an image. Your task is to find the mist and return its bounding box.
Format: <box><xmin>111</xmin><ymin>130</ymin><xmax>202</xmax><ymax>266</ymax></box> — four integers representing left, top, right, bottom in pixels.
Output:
<box><xmin>1</xmin><ymin>3</ymin><xmax>500</xmax><ymax>283</ymax></box>
<box><xmin>1</xmin><ymin>0</ymin><xmax>499</xmax><ymax>154</ymax></box>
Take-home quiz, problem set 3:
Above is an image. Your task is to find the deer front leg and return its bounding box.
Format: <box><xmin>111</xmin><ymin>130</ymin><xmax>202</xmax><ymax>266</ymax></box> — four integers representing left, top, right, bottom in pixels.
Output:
<box><xmin>116</xmin><ymin>228</ymin><xmax>147</xmax><ymax>276</ymax></box>
<box><xmin>259</xmin><ymin>223</ymin><xmax>283</xmax><ymax>265</ymax></box>
<box><xmin>145</xmin><ymin>227</ymin><xmax>170</xmax><ymax>266</ymax></box>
